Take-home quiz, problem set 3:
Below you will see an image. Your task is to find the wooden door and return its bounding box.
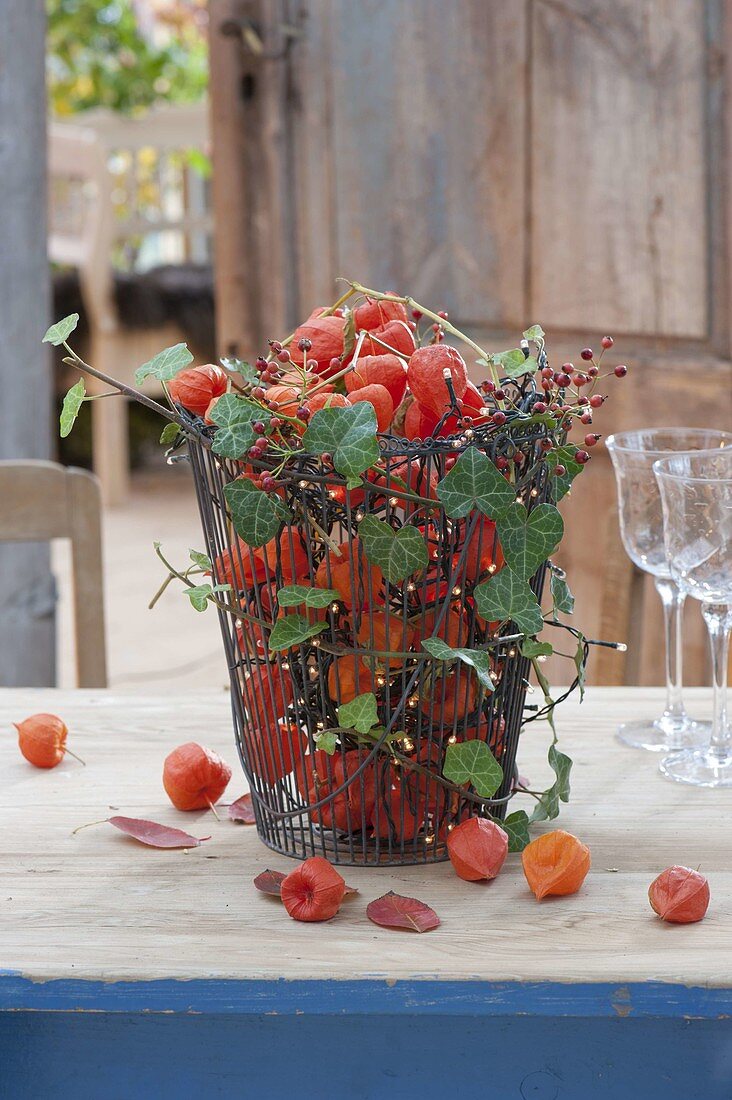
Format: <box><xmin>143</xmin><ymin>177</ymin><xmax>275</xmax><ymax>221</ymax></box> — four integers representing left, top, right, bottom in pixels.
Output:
<box><xmin>208</xmin><ymin>0</ymin><xmax>732</xmax><ymax>685</ymax></box>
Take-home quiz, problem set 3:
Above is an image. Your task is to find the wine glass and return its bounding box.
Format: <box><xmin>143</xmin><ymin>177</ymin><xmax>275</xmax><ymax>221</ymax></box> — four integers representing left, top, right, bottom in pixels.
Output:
<box><xmin>654</xmin><ymin>449</ymin><xmax>732</xmax><ymax>787</ymax></box>
<box><xmin>605</xmin><ymin>429</ymin><xmax>732</xmax><ymax>751</ymax></box>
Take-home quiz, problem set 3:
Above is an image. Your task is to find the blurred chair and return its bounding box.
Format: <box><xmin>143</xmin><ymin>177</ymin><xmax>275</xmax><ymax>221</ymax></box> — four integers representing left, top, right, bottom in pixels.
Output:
<box><xmin>0</xmin><ymin>461</ymin><xmax>107</xmax><ymax>688</ymax></box>
<box><xmin>48</xmin><ymin>103</ymin><xmax>212</xmax><ymax>505</ymax></box>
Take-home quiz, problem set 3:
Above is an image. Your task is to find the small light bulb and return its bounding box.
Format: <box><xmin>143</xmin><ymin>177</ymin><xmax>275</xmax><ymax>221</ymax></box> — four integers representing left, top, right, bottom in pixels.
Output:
<box><xmin>408</xmin><ymin>695</ymin><xmax>419</xmax><ymax>708</ymax></box>
<box><xmin>488</xmin><ymin>563</ymin><xmax>497</xmax><ymax>574</ymax></box>
<box><xmin>356</xmin><ymin>510</ymin><xmax>365</xmax><ymax>521</ymax></box>
<box><xmin>616</xmin><ymin>642</ymin><xmax>628</xmax><ymax>652</ymax></box>
<box><xmin>406</xmin><ymin>582</ymin><xmax>416</xmax><ymax>593</ymax></box>
<box><xmin>451</xmin><ymin>586</ymin><xmax>461</xmax><ymax>596</ymax></box>
<box><xmin>376</xmin><ymin>675</ymin><xmax>386</xmax><ymax>687</ymax></box>
<box><xmin>330</xmin><ymin>602</ymin><xmax>339</xmax><ymax>613</ymax></box>
<box><xmin>389</xmin><ymin>496</ymin><xmax>399</xmax><ymax>507</ymax></box>
<box><xmin>312</xmin><ymin>638</ymin><xmax>321</xmax><ymax>647</ymax></box>
<box><xmin>316</xmin><ymin>721</ymin><xmax>324</xmax><ymax>730</ymax></box>
<box><xmin>530</xmin><ymin>488</ymin><xmax>539</xmax><ymax>497</ymax></box>
<box><xmin>328</xmin><ymin>490</ymin><xmax>338</xmax><ymax>499</ymax></box>
<box><xmin>515</xmin><ymin>494</ymin><xmax>523</xmax><ymax>503</ymax></box>
<box><xmin>508</xmin><ymin>648</ymin><xmax>516</xmax><ymax>657</ymax></box>
<box><xmin>403</xmin><ymin>738</ymin><xmax>414</xmax><ymax>752</ymax></box>
<box><xmin>425</xmin><ymin>833</ymin><xmax>435</xmax><ymax>845</ymax></box>
<box><xmin>281</xmin><ymin>661</ymin><xmax>289</xmax><ymax>671</ymax></box>
<box><xmin>299</xmin><ymin>480</ymin><xmax>308</xmax><ymax>489</ymax></box>
<box><xmin>447</xmin><ymin>822</ymin><xmax>455</xmax><ymax>832</ymax></box>
<box><xmin>448</xmin><ymin>734</ymin><xmax>457</xmax><ymax>745</ymax></box>
<box><xmin>490</xmin><ymin>671</ymin><xmax>499</xmax><ymax>683</ymax></box>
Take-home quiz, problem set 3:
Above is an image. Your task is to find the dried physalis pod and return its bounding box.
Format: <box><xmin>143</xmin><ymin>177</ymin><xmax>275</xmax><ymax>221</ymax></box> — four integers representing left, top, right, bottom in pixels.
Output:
<box><xmin>281</xmin><ymin>857</ymin><xmax>346</xmax><ymax>922</ymax></box>
<box><xmin>15</xmin><ymin>713</ymin><xmax>82</xmax><ymax>769</ymax></box>
<box><xmin>447</xmin><ymin>818</ymin><xmax>508</xmax><ymax>882</ymax></box>
<box><xmin>162</xmin><ymin>742</ymin><xmax>232</xmax><ymax>811</ymax></box>
<box><xmin>648</xmin><ymin>866</ymin><xmax>710</xmax><ymax>924</ymax></box>
<box><xmin>522</xmin><ymin>829</ymin><xmax>591</xmax><ymax>900</ymax></box>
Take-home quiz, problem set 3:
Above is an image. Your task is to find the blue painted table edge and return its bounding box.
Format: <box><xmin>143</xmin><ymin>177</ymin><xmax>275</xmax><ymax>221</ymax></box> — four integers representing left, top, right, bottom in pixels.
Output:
<box><xmin>2</xmin><ymin>970</ymin><xmax>731</xmax><ymax>1019</ymax></box>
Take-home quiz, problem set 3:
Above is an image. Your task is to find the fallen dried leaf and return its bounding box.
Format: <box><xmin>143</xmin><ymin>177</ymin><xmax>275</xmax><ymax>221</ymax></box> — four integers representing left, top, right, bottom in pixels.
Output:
<box><xmin>254</xmin><ymin>869</ymin><xmax>287</xmax><ymax>896</ymax></box>
<box><xmin>228</xmin><ymin>793</ymin><xmax>256</xmax><ymax>824</ymax></box>
<box><xmin>366</xmin><ymin>891</ymin><xmax>440</xmax><ymax>933</ymax></box>
<box><xmin>107</xmin><ymin>816</ymin><xmax>211</xmax><ymax>848</ymax></box>
<box><xmin>253</xmin><ymin>868</ymin><xmax>359</xmax><ymax>899</ymax></box>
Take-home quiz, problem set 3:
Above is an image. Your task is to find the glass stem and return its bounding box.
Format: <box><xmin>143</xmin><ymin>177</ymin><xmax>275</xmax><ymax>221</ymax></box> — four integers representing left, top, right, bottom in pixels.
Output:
<box><xmin>701</xmin><ymin>604</ymin><xmax>732</xmax><ymax>762</ymax></box>
<box><xmin>654</xmin><ymin>577</ymin><xmax>687</xmax><ymax>730</ymax></box>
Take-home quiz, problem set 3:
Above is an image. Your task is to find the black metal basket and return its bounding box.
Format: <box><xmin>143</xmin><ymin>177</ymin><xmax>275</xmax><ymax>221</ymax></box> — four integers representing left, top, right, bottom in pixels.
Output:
<box><xmin>186</xmin><ymin>377</ymin><xmax>558</xmax><ymax>865</ymax></box>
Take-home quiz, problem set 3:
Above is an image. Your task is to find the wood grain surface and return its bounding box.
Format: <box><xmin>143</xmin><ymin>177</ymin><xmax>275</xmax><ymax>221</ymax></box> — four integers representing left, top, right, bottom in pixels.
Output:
<box><xmin>1</xmin><ymin>687</ymin><xmax>729</xmax><ymax>989</ymax></box>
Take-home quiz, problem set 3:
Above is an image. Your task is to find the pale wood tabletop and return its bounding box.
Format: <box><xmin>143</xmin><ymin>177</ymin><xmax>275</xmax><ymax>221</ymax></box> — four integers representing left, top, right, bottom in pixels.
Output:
<box><xmin>1</xmin><ymin>687</ymin><xmax>729</xmax><ymax>991</ymax></box>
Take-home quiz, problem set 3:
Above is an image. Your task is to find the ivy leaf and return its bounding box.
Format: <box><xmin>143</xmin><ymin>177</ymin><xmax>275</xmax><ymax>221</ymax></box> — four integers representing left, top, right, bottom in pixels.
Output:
<box><xmin>210</xmin><ymin>394</ymin><xmax>268</xmax><ymax>459</ymax></box>
<box><xmin>493</xmin><ymin>349</ymin><xmax>538</xmax><ymax>378</ymax></box>
<box><xmin>135</xmin><ymin>342</ymin><xmax>193</xmax><ymax>385</ymax></box>
<box><xmin>522</xmin><ymin>324</ymin><xmax>545</xmax><ymax>343</ymax></box>
<box><xmin>574</xmin><ymin>635</ymin><xmax>587</xmax><ymax>700</ymax></box>
<box><xmin>268</xmin><ymin>614</ymin><xmax>327</xmax><ymax>651</ymax></box>
<box><xmin>338</xmin><ymin>692</ymin><xmax>378</xmax><ymax>736</ymax></box>
<box><xmin>551</xmin><ymin>572</ymin><xmax>575</xmax><ymax>615</ymax></box>
<box><xmin>220</xmin><ymin>356</ymin><xmax>258</xmax><ymax>387</ymax></box>
<box><xmin>278</xmin><ymin>584</ymin><xmax>340</xmax><ymax>609</ymax></box>
<box><xmin>160</xmin><ymin>422</ymin><xmax>180</xmax><ymax>445</ymax></box>
<box><xmin>530</xmin><ymin>744</ymin><xmax>573</xmax><ymax>824</ymax></box>
<box><xmin>497</xmin><ymin>503</ymin><xmax>564</xmax><ymax>581</ymax></box>
<box><xmin>59</xmin><ymin>378</ymin><xmax>86</xmax><ymax>438</ymax></box>
<box><xmin>184</xmin><ymin>583</ymin><xmax>230</xmax><ymax>612</ymax></box>
<box><xmin>189</xmin><ymin>549</ymin><xmax>212</xmax><ymax>571</ymax></box>
<box><xmin>520</xmin><ymin>639</ymin><xmax>553</xmax><ymax>659</ymax></box>
<box><xmin>435</xmin><ymin>446</ymin><xmax>515</xmax><ymax>520</ymax></box>
<box><xmin>443</xmin><ymin>740</ymin><xmax>503</xmax><ymax>799</ymax></box>
<box><xmin>546</xmin><ymin>446</ymin><xmax>584</xmax><ymax>501</ymax></box>
<box><xmin>303</xmin><ymin>403</ymin><xmax>379</xmax><ymax>484</ymax></box>
<box><xmin>358</xmin><ymin>517</ymin><xmax>428</xmax><ymax>583</ymax></box>
<box><xmin>503</xmin><ymin>809</ymin><xmax>531</xmax><ymax>852</ymax></box>
<box><xmin>224</xmin><ymin>478</ymin><xmax>290</xmax><ymax>548</ymax></box>
<box><xmin>421</xmin><ymin>637</ymin><xmax>494</xmax><ymax>693</ymax></box>
<box><xmin>315</xmin><ymin>730</ymin><xmax>338</xmax><ymax>755</ymax></box>
<box><xmin>43</xmin><ymin>313</ymin><xmax>79</xmax><ymax>345</ymax></box>
<box><xmin>474</xmin><ymin>569</ymin><xmax>544</xmax><ymax>635</ymax></box>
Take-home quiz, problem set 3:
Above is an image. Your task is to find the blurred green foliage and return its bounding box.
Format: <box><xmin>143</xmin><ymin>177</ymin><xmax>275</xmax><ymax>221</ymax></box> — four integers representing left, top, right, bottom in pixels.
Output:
<box><xmin>47</xmin><ymin>0</ymin><xmax>208</xmax><ymax>116</ymax></box>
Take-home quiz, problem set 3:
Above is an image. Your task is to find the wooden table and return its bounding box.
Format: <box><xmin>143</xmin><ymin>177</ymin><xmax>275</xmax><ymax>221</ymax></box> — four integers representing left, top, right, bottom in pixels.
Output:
<box><xmin>1</xmin><ymin>687</ymin><xmax>730</xmax><ymax>1099</ymax></box>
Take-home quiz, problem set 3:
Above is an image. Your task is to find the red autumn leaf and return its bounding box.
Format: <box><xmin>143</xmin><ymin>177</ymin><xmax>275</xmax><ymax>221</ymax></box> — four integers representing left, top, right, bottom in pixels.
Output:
<box><xmin>253</xmin><ymin>868</ymin><xmax>359</xmax><ymax>900</ymax></box>
<box><xmin>228</xmin><ymin>793</ymin><xmax>256</xmax><ymax>824</ymax></box>
<box><xmin>366</xmin><ymin>891</ymin><xmax>440</xmax><ymax>933</ymax></box>
<box><xmin>108</xmin><ymin>816</ymin><xmax>210</xmax><ymax>848</ymax></box>
<box><xmin>254</xmin><ymin>869</ymin><xmax>287</xmax><ymax>896</ymax></box>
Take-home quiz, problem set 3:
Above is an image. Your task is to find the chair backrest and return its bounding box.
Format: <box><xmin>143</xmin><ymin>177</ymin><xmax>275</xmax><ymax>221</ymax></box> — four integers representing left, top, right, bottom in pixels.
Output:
<box><xmin>49</xmin><ymin>103</ymin><xmax>212</xmax><ymax>331</ymax></box>
<box><xmin>0</xmin><ymin>462</ymin><xmax>107</xmax><ymax>688</ymax></box>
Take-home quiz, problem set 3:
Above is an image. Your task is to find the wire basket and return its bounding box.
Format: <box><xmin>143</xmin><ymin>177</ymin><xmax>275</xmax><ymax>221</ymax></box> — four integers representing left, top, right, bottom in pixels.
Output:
<box><xmin>183</xmin><ymin>371</ymin><xmax>561</xmax><ymax>866</ymax></box>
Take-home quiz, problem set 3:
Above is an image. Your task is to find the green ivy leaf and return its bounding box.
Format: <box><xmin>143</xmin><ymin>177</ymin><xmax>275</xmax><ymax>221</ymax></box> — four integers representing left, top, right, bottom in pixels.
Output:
<box><xmin>421</xmin><ymin>637</ymin><xmax>494</xmax><ymax>693</ymax></box>
<box><xmin>43</xmin><ymin>313</ymin><xmax>79</xmax><ymax>346</ymax></box>
<box><xmin>338</xmin><ymin>692</ymin><xmax>378</xmax><ymax>735</ymax></box>
<box><xmin>435</xmin><ymin>446</ymin><xmax>515</xmax><ymax>520</ymax></box>
<box><xmin>474</xmin><ymin>569</ymin><xmax>545</xmax><ymax>635</ymax></box>
<box><xmin>358</xmin><ymin>517</ymin><xmax>428</xmax><ymax>583</ymax></box>
<box><xmin>551</xmin><ymin>572</ymin><xmax>575</xmax><ymax>615</ymax></box>
<box><xmin>278</xmin><ymin>584</ymin><xmax>340</xmax><ymax>609</ymax></box>
<box><xmin>303</xmin><ymin>403</ymin><xmax>379</xmax><ymax>484</ymax></box>
<box><xmin>135</xmin><ymin>342</ymin><xmax>193</xmax><ymax>385</ymax></box>
<box><xmin>520</xmin><ymin>639</ymin><xmax>553</xmax><ymax>659</ymax></box>
<box><xmin>503</xmin><ymin>809</ymin><xmax>531</xmax><ymax>852</ymax></box>
<box><xmin>59</xmin><ymin>378</ymin><xmax>86</xmax><ymax>438</ymax></box>
<box><xmin>210</xmin><ymin>394</ymin><xmax>268</xmax><ymax>459</ymax></box>
<box><xmin>497</xmin><ymin>503</ymin><xmax>564</xmax><ymax>581</ymax></box>
<box><xmin>268</xmin><ymin>614</ymin><xmax>327</xmax><ymax>651</ymax></box>
<box><xmin>189</xmin><ymin>549</ymin><xmax>212</xmax><ymax>571</ymax></box>
<box><xmin>574</xmin><ymin>634</ymin><xmax>587</xmax><ymax>701</ymax></box>
<box><xmin>443</xmin><ymin>740</ymin><xmax>503</xmax><ymax>799</ymax></box>
<box><xmin>183</xmin><ymin>583</ymin><xmax>230</xmax><ymax>612</ymax></box>
<box><xmin>220</xmin><ymin>356</ymin><xmax>258</xmax><ymax>387</ymax></box>
<box><xmin>546</xmin><ymin>446</ymin><xmax>584</xmax><ymax>501</ymax></box>
<box><xmin>522</xmin><ymin>324</ymin><xmax>545</xmax><ymax>343</ymax></box>
<box><xmin>160</xmin><ymin>422</ymin><xmax>180</xmax><ymax>445</ymax></box>
<box><xmin>493</xmin><ymin>349</ymin><xmax>538</xmax><ymax>378</ymax></box>
<box><xmin>530</xmin><ymin>744</ymin><xmax>572</xmax><ymax>824</ymax></box>
<box><xmin>224</xmin><ymin>478</ymin><xmax>290</xmax><ymax>548</ymax></box>
<box><xmin>315</xmin><ymin>729</ymin><xmax>338</xmax><ymax>755</ymax></box>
